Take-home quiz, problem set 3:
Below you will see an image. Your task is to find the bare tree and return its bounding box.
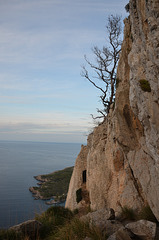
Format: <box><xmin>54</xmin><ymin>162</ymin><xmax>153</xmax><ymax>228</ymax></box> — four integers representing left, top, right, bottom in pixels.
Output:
<box><xmin>81</xmin><ymin>15</ymin><xmax>122</xmax><ymax>119</ymax></box>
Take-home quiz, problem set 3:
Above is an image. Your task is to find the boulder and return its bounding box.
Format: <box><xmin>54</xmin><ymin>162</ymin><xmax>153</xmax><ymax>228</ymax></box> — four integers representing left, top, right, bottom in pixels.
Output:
<box><xmin>10</xmin><ymin>220</ymin><xmax>42</xmax><ymax>240</ymax></box>
<box><xmin>80</xmin><ymin>209</ymin><xmax>123</xmax><ymax>237</ymax></box>
<box><xmin>126</xmin><ymin>220</ymin><xmax>156</xmax><ymax>240</ymax></box>
<box><xmin>107</xmin><ymin>227</ymin><xmax>133</xmax><ymax>240</ymax></box>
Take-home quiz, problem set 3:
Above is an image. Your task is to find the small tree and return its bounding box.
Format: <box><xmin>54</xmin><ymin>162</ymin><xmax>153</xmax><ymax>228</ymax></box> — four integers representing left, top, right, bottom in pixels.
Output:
<box><xmin>81</xmin><ymin>15</ymin><xmax>122</xmax><ymax>119</ymax></box>
<box><xmin>125</xmin><ymin>3</ymin><xmax>130</xmax><ymax>13</ymax></box>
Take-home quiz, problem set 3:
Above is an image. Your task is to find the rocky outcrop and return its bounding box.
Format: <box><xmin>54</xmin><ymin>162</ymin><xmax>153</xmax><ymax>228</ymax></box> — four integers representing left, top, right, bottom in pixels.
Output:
<box><xmin>108</xmin><ymin>220</ymin><xmax>157</xmax><ymax>240</ymax></box>
<box><xmin>81</xmin><ymin>208</ymin><xmax>157</xmax><ymax>240</ymax></box>
<box><xmin>66</xmin><ymin>0</ymin><xmax>159</xmax><ymax>221</ymax></box>
<box><xmin>125</xmin><ymin>220</ymin><xmax>156</xmax><ymax>240</ymax></box>
<box><xmin>81</xmin><ymin>209</ymin><xmax>123</xmax><ymax>237</ymax></box>
<box><xmin>10</xmin><ymin>220</ymin><xmax>42</xmax><ymax>240</ymax></box>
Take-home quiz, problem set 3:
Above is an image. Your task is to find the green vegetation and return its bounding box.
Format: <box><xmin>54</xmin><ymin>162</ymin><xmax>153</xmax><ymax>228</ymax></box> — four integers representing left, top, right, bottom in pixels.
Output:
<box><xmin>139</xmin><ymin>79</ymin><xmax>151</xmax><ymax>92</ymax></box>
<box><xmin>0</xmin><ymin>229</ymin><xmax>22</xmax><ymax>240</ymax></box>
<box><xmin>53</xmin><ymin>217</ymin><xmax>107</xmax><ymax>240</ymax></box>
<box><xmin>36</xmin><ymin>206</ymin><xmax>107</xmax><ymax>239</ymax></box>
<box><xmin>35</xmin><ymin>206</ymin><xmax>74</xmax><ymax>239</ymax></box>
<box><xmin>120</xmin><ymin>206</ymin><xmax>137</xmax><ymax>220</ymax></box>
<box><xmin>119</xmin><ymin>205</ymin><xmax>158</xmax><ymax>223</ymax></box>
<box><xmin>138</xmin><ymin>205</ymin><xmax>157</xmax><ymax>222</ymax></box>
<box><xmin>1</xmin><ymin>205</ymin><xmax>158</xmax><ymax>239</ymax></box>
<box><xmin>0</xmin><ymin>207</ymin><xmax>74</xmax><ymax>240</ymax></box>
<box><xmin>76</xmin><ymin>188</ymin><xmax>82</xmax><ymax>203</ymax></box>
<box><xmin>0</xmin><ymin>206</ymin><xmax>106</xmax><ymax>240</ymax></box>
<box><xmin>125</xmin><ymin>3</ymin><xmax>130</xmax><ymax>12</ymax></box>
<box><xmin>32</xmin><ymin>167</ymin><xmax>73</xmax><ymax>200</ymax></box>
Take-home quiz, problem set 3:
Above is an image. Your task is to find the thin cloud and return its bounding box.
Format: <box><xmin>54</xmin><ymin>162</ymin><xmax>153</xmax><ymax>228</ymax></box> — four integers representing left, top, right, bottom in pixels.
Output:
<box><xmin>0</xmin><ymin>26</ymin><xmax>105</xmax><ymax>68</ymax></box>
<box><xmin>0</xmin><ymin>0</ymin><xmax>128</xmax><ymax>143</ymax></box>
<box><xmin>0</xmin><ymin>0</ymin><xmax>127</xmax><ymax>67</ymax></box>
<box><xmin>0</xmin><ymin>121</ymin><xmax>90</xmax><ymax>136</ymax></box>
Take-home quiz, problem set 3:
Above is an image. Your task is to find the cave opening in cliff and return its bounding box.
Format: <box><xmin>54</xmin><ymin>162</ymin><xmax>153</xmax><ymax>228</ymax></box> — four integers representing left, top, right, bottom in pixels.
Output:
<box><xmin>82</xmin><ymin>170</ymin><xmax>87</xmax><ymax>183</ymax></box>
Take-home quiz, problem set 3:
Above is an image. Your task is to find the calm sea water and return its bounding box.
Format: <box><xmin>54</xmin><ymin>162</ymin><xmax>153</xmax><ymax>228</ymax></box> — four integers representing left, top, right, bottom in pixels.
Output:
<box><xmin>0</xmin><ymin>141</ymin><xmax>81</xmax><ymax>229</ymax></box>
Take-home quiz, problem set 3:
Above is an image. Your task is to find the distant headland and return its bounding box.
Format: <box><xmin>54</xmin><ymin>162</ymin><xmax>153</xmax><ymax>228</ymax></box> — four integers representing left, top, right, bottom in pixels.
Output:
<box><xmin>29</xmin><ymin>166</ymin><xmax>73</xmax><ymax>205</ymax></box>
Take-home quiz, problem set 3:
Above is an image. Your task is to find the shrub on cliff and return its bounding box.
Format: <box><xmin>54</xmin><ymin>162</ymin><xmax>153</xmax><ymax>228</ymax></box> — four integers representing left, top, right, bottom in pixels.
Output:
<box><xmin>125</xmin><ymin>3</ymin><xmax>130</xmax><ymax>12</ymax></box>
<box><xmin>120</xmin><ymin>206</ymin><xmax>137</xmax><ymax>220</ymax></box>
<box><xmin>35</xmin><ymin>206</ymin><xmax>73</xmax><ymax>239</ymax></box>
<box><xmin>138</xmin><ymin>206</ymin><xmax>157</xmax><ymax>222</ymax></box>
<box><xmin>54</xmin><ymin>218</ymin><xmax>107</xmax><ymax>240</ymax></box>
<box><xmin>139</xmin><ymin>79</ymin><xmax>151</xmax><ymax>92</ymax></box>
<box><xmin>0</xmin><ymin>229</ymin><xmax>22</xmax><ymax>240</ymax></box>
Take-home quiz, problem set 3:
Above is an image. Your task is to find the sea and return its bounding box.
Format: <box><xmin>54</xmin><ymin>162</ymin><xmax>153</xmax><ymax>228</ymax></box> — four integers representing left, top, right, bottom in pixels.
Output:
<box><xmin>0</xmin><ymin>141</ymin><xmax>81</xmax><ymax>229</ymax></box>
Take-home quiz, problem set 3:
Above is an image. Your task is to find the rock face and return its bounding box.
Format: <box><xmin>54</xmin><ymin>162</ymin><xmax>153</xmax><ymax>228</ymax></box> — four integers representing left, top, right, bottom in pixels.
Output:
<box><xmin>81</xmin><ymin>209</ymin><xmax>123</xmax><ymax>237</ymax></box>
<box><xmin>107</xmin><ymin>220</ymin><xmax>157</xmax><ymax>240</ymax></box>
<box><xmin>126</xmin><ymin>220</ymin><xmax>156</xmax><ymax>240</ymax></box>
<box><xmin>65</xmin><ymin>0</ymin><xmax>159</xmax><ymax>221</ymax></box>
<box><xmin>80</xmin><ymin>209</ymin><xmax>157</xmax><ymax>239</ymax></box>
<box><xmin>10</xmin><ymin>220</ymin><xmax>42</xmax><ymax>240</ymax></box>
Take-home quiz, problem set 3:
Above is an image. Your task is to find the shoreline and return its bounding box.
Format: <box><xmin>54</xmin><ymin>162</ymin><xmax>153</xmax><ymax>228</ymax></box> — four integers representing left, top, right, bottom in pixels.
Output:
<box><xmin>29</xmin><ymin>186</ymin><xmax>64</xmax><ymax>204</ymax></box>
<box><xmin>29</xmin><ymin>166</ymin><xmax>74</xmax><ymax>205</ymax></box>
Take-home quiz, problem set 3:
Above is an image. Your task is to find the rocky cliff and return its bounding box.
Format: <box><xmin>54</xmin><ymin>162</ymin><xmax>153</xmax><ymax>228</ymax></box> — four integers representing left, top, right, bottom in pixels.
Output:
<box><xmin>66</xmin><ymin>0</ymin><xmax>159</xmax><ymax>221</ymax></box>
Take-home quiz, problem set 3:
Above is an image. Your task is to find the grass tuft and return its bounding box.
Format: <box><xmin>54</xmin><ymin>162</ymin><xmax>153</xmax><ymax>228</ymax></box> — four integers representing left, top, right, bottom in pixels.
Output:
<box><xmin>0</xmin><ymin>229</ymin><xmax>22</xmax><ymax>240</ymax></box>
<box><xmin>138</xmin><ymin>205</ymin><xmax>157</xmax><ymax>222</ymax></box>
<box><xmin>139</xmin><ymin>79</ymin><xmax>151</xmax><ymax>92</ymax></box>
<box><xmin>120</xmin><ymin>206</ymin><xmax>137</xmax><ymax>220</ymax></box>
<box><xmin>53</xmin><ymin>218</ymin><xmax>107</xmax><ymax>240</ymax></box>
<box><xmin>35</xmin><ymin>206</ymin><xmax>73</xmax><ymax>239</ymax></box>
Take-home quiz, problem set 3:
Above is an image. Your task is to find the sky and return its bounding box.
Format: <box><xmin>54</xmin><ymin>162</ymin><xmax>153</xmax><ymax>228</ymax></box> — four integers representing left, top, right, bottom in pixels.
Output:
<box><xmin>0</xmin><ymin>0</ymin><xmax>128</xmax><ymax>143</ymax></box>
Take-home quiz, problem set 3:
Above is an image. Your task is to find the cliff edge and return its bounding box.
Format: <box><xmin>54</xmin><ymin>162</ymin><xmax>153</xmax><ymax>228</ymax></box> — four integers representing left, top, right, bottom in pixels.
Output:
<box><xmin>66</xmin><ymin>0</ymin><xmax>159</xmax><ymax>221</ymax></box>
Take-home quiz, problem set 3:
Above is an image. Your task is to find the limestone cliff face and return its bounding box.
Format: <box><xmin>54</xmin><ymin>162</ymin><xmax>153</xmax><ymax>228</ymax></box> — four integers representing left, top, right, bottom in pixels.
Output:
<box><xmin>66</xmin><ymin>0</ymin><xmax>159</xmax><ymax>220</ymax></box>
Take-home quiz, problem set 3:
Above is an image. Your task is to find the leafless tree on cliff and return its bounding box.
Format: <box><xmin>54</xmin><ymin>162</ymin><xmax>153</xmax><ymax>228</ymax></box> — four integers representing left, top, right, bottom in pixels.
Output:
<box><xmin>81</xmin><ymin>15</ymin><xmax>122</xmax><ymax>119</ymax></box>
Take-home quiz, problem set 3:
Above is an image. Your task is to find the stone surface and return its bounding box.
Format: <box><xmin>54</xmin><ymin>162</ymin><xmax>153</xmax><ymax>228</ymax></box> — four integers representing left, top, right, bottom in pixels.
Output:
<box><xmin>80</xmin><ymin>209</ymin><xmax>123</xmax><ymax>237</ymax></box>
<box><xmin>107</xmin><ymin>234</ymin><xmax>116</xmax><ymax>240</ymax></box>
<box><xmin>107</xmin><ymin>227</ymin><xmax>133</xmax><ymax>240</ymax></box>
<box><xmin>127</xmin><ymin>0</ymin><xmax>159</xmax><ymax>221</ymax></box>
<box><xmin>10</xmin><ymin>220</ymin><xmax>42</xmax><ymax>240</ymax></box>
<box><xmin>108</xmin><ymin>226</ymin><xmax>143</xmax><ymax>240</ymax></box>
<box><xmin>65</xmin><ymin>145</ymin><xmax>88</xmax><ymax>210</ymax></box>
<box><xmin>116</xmin><ymin>227</ymin><xmax>133</xmax><ymax>240</ymax></box>
<box><xmin>126</xmin><ymin>220</ymin><xmax>156</xmax><ymax>240</ymax></box>
<box><xmin>108</xmin><ymin>220</ymin><xmax>157</xmax><ymax>240</ymax></box>
<box><xmin>66</xmin><ymin>0</ymin><xmax>159</xmax><ymax>223</ymax></box>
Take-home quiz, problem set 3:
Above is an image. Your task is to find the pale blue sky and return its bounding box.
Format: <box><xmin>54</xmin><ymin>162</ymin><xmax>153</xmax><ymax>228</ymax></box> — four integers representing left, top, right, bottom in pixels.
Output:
<box><xmin>0</xmin><ymin>0</ymin><xmax>128</xmax><ymax>143</ymax></box>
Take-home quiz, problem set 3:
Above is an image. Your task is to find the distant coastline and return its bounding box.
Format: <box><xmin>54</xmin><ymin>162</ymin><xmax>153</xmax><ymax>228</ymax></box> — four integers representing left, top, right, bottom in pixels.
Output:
<box><xmin>0</xmin><ymin>141</ymin><xmax>80</xmax><ymax>228</ymax></box>
<box><xmin>29</xmin><ymin>166</ymin><xmax>74</xmax><ymax>205</ymax></box>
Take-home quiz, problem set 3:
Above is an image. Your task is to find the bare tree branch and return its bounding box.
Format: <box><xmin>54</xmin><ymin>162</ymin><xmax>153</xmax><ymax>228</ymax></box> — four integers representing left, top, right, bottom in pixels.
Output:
<box><xmin>81</xmin><ymin>66</ymin><xmax>106</xmax><ymax>94</ymax></box>
<box><xmin>81</xmin><ymin>15</ymin><xmax>122</xmax><ymax>119</ymax></box>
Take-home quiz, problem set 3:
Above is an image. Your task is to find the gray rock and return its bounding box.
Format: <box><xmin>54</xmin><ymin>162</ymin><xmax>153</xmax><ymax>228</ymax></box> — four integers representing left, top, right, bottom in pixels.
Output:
<box><xmin>126</xmin><ymin>220</ymin><xmax>156</xmax><ymax>240</ymax></box>
<box><xmin>107</xmin><ymin>233</ymin><xmax>116</xmax><ymax>240</ymax></box>
<box><xmin>81</xmin><ymin>209</ymin><xmax>123</xmax><ymax>237</ymax></box>
<box><xmin>107</xmin><ymin>227</ymin><xmax>132</xmax><ymax>240</ymax></box>
<box><xmin>10</xmin><ymin>220</ymin><xmax>42</xmax><ymax>240</ymax></box>
<box><xmin>66</xmin><ymin>0</ymin><xmax>159</xmax><ymax>223</ymax></box>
